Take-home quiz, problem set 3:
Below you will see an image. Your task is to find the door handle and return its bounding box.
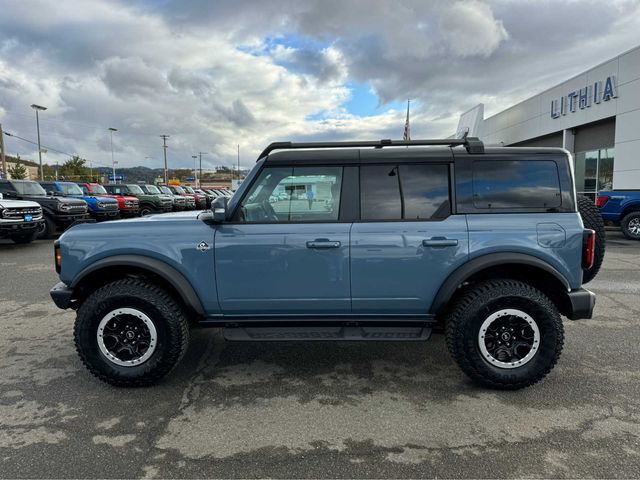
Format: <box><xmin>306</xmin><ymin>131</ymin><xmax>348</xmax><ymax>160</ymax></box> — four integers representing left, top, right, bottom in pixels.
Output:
<box><xmin>422</xmin><ymin>238</ymin><xmax>458</xmax><ymax>248</ymax></box>
<box><xmin>306</xmin><ymin>240</ymin><xmax>341</xmax><ymax>249</ymax></box>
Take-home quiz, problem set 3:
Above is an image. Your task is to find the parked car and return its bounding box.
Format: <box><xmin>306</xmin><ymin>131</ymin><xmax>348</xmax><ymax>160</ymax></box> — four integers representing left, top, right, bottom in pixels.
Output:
<box><xmin>137</xmin><ymin>184</ymin><xmax>176</xmax><ymax>212</ymax></box>
<box><xmin>158</xmin><ymin>185</ymin><xmax>187</xmax><ymax>211</ymax></box>
<box><xmin>597</xmin><ymin>191</ymin><xmax>640</xmax><ymax>240</ymax></box>
<box><xmin>0</xmin><ymin>179</ymin><xmax>89</xmax><ymax>238</ymax></box>
<box><xmin>50</xmin><ymin>137</ymin><xmax>603</xmax><ymax>389</ymax></box>
<box><xmin>78</xmin><ymin>183</ymin><xmax>140</xmax><ymax>218</ymax></box>
<box><xmin>194</xmin><ymin>189</ymin><xmax>215</xmax><ymax>208</ymax></box>
<box><xmin>103</xmin><ymin>184</ymin><xmax>172</xmax><ymax>216</ymax></box>
<box><xmin>41</xmin><ymin>181</ymin><xmax>119</xmax><ymax>222</ymax></box>
<box><xmin>161</xmin><ymin>185</ymin><xmax>196</xmax><ymax>210</ymax></box>
<box><xmin>0</xmin><ymin>193</ymin><xmax>44</xmax><ymax>244</ymax></box>
<box><xmin>182</xmin><ymin>186</ymin><xmax>207</xmax><ymax>209</ymax></box>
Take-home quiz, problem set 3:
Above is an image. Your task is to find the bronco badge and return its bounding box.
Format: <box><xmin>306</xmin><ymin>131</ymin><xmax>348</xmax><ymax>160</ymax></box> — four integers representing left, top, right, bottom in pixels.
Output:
<box><xmin>197</xmin><ymin>241</ymin><xmax>210</xmax><ymax>252</ymax></box>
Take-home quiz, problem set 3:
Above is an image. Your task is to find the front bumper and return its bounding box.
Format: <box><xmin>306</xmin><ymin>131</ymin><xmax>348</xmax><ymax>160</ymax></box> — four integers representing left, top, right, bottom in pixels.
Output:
<box><xmin>50</xmin><ymin>281</ymin><xmax>73</xmax><ymax>310</ymax></box>
<box><xmin>91</xmin><ymin>210</ymin><xmax>120</xmax><ymax>220</ymax></box>
<box><xmin>0</xmin><ymin>219</ymin><xmax>44</xmax><ymax>234</ymax></box>
<box><xmin>566</xmin><ymin>288</ymin><xmax>596</xmax><ymax>320</ymax></box>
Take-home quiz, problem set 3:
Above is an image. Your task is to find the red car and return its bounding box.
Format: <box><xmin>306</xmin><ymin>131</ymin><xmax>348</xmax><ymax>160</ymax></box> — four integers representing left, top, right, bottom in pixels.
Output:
<box><xmin>79</xmin><ymin>183</ymin><xmax>140</xmax><ymax>217</ymax></box>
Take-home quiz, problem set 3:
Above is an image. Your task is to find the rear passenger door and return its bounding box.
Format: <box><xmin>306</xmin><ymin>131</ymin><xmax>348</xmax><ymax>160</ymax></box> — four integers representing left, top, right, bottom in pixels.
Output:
<box><xmin>350</xmin><ymin>156</ymin><xmax>469</xmax><ymax>315</ymax></box>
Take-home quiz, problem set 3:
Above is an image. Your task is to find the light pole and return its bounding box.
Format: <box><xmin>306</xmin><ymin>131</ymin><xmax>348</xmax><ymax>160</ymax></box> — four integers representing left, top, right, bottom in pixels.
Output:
<box><xmin>160</xmin><ymin>135</ymin><xmax>170</xmax><ymax>184</ymax></box>
<box><xmin>108</xmin><ymin>127</ymin><xmax>117</xmax><ymax>183</ymax></box>
<box><xmin>31</xmin><ymin>104</ymin><xmax>47</xmax><ymax>180</ymax></box>
<box><xmin>198</xmin><ymin>152</ymin><xmax>208</xmax><ymax>188</ymax></box>
<box><xmin>192</xmin><ymin>155</ymin><xmax>197</xmax><ymax>186</ymax></box>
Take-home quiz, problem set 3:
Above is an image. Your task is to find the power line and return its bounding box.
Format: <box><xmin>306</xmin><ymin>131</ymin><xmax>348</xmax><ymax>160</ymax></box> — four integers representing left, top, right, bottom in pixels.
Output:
<box><xmin>2</xmin><ymin>131</ymin><xmax>111</xmax><ymax>169</ymax></box>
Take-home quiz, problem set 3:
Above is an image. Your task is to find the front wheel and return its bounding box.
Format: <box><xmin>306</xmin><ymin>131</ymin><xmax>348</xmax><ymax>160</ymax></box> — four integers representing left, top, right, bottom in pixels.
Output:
<box><xmin>139</xmin><ymin>205</ymin><xmax>154</xmax><ymax>216</ymax></box>
<box><xmin>74</xmin><ymin>279</ymin><xmax>190</xmax><ymax>387</ymax></box>
<box><xmin>446</xmin><ymin>279</ymin><xmax>564</xmax><ymax>390</ymax></box>
<box><xmin>11</xmin><ymin>230</ymin><xmax>39</xmax><ymax>244</ymax></box>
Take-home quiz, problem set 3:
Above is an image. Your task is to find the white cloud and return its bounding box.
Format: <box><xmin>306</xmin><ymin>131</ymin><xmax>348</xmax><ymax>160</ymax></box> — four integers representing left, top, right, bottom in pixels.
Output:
<box><xmin>439</xmin><ymin>0</ymin><xmax>509</xmax><ymax>57</ymax></box>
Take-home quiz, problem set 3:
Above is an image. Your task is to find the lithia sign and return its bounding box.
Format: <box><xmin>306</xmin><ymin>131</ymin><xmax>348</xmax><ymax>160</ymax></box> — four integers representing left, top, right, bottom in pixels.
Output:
<box><xmin>550</xmin><ymin>75</ymin><xmax>618</xmax><ymax>119</ymax></box>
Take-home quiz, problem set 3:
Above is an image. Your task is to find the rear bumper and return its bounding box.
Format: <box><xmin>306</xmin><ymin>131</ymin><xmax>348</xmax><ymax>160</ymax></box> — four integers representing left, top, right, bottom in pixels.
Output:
<box><xmin>566</xmin><ymin>288</ymin><xmax>596</xmax><ymax>320</ymax></box>
<box><xmin>50</xmin><ymin>281</ymin><xmax>73</xmax><ymax>310</ymax></box>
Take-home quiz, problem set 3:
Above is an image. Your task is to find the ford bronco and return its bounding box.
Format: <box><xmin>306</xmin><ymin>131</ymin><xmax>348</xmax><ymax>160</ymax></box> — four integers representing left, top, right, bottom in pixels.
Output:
<box><xmin>0</xmin><ymin>193</ymin><xmax>44</xmax><ymax>244</ymax></box>
<box><xmin>50</xmin><ymin>138</ymin><xmax>603</xmax><ymax>389</ymax></box>
<box><xmin>0</xmin><ymin>179</ymin><xmax>89</xmax><ymax>239</ymax></box>
<box><xmin>41</xmin><ymin>181</ymin><xmax>120</xmax><ymax>221</ymax></box>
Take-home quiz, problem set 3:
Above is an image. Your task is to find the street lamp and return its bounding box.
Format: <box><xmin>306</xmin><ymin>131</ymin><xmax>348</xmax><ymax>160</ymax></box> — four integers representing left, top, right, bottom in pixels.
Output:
<box><xmin>30</xmin><ymin>104</ymin><xmax>47</xmax><ymax>180</ymax></box>
<box><xmin>108</xmin><ymin>127</ymin><xmax>117</xmax><ymax>183</ymax></box>
<box><xmin>192</xmin><ymin>155</ymin><xmax>197</xmax><ymax>187</ymax></box>
<box><xmin>198</xmin><ymin>152</ymin><xmax>208</xmax><ymax>188</ymax></box>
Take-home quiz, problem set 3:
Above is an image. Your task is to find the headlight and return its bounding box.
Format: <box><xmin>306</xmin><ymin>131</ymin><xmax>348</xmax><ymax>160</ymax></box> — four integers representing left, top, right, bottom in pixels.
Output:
<box><xmin>58</xmin><ymin>203</ymin><xmax>71</xmax><ymax>212</ymax></box>
<box><xmin>97</xmin><ymin>202</ymin><xmax>107</xmax><ymax>209</ymax></box>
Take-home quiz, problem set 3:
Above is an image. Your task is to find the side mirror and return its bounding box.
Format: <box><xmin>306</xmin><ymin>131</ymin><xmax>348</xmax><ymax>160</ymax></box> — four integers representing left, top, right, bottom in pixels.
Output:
<box><xmin>212</xmin><ymin>196</ymin><xmax>228</xmax><ymax>223</ymax></box>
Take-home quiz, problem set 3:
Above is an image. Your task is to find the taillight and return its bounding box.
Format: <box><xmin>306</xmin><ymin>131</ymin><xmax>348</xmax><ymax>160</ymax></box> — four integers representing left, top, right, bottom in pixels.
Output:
<box><xmin>582</xmin><ymin>229</ymin><xmax>595</xmax><ymax>270</ymax></box>
<box><xmin>596</xmin><ymin>195</ymin><xmax>609</xmax><ymax>208</ymax></box>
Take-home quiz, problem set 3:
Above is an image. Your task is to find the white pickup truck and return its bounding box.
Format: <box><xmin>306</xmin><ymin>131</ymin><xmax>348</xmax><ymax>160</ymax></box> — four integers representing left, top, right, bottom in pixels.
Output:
<box><xmin>0</xmin><ymin>193</ymin><xmax>44</xmax><ymax>244</ymax></box>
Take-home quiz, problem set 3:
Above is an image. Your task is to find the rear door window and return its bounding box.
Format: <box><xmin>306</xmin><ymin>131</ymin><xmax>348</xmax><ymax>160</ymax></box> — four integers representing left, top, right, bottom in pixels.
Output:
<box><xmin>360</xmin><ymin>164</ymin><xmax>450</xmax><ymax>221</ymax></box>
<box><xmin>472</xmin><ymin>160</ymin><xmax>561</xmax><ymax>209</ymax></box>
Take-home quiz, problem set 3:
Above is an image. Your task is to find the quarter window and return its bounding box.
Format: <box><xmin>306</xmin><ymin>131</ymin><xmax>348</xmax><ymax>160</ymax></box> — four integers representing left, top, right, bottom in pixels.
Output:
<box><xmin>472</xmin><ymin>160</ymin><xmax>561</xmax><ymax>209</ymax></box>
<box><xmin>238</xmin><ymin>166</ymin><xmax>343</xmax><ymax>223</ymax></box>
<box><xmin>360</xmin><ymin>164</ymin><xmax>450</xmax><ymax>221</ymax></box>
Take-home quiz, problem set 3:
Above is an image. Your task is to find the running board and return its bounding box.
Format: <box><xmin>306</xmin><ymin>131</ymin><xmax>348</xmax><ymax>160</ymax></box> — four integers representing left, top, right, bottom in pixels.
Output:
<box><xmin>224</xmin><ymin>325</ymin><xmax>432</xmax><ymax>342</ymax></box>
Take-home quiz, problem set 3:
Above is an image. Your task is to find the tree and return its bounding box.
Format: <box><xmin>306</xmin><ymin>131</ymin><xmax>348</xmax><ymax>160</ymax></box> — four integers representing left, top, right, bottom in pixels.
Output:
<box><xmin>8</xmin><ymin>156</ymin><xmax>28</xmax><ymax>180</ymax></box>
<box><xmin>59</xmin><ymin>156</ymin><xmax>89</xmax><ymax>180</ymax></box>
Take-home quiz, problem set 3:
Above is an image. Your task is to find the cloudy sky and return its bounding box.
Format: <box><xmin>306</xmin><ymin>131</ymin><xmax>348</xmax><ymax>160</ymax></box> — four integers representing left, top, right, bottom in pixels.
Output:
<box><xmin>1</xmin><ymin>0</ymin><xmax>639</xmax><ymax>172</ymax></box>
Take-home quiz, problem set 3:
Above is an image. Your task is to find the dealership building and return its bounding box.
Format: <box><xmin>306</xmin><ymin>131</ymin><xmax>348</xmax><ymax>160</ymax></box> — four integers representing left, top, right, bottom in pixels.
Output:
<box><xmin>457</xmin><ymin>44</ymin><xmax>640</xmax><ymax>198</ymax></box>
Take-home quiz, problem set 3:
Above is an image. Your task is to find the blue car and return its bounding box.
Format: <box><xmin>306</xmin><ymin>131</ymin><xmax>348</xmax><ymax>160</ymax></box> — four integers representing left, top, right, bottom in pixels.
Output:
<box><xmin>40</xmin><ymin>181</ymin><xmax>119</xmax><ymax>221</ymax></box>
<box><xmin>597</xmin><ymin>190</ymin><xmax>640</xmax><ymax>240</ymax></box>
<box><xmin>49</xmin><ymin>137</ymin><xmax>603</xmax><ymax>390</ymax></box>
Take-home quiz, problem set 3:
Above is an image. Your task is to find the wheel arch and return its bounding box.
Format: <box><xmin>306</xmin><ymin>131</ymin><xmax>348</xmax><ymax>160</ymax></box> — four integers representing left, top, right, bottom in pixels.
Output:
<box><xmin>70</xmin><ymin>255</ymin><xmax>205</xmax><ymax>317</ymax></box>
<box><xmin>621</xmin><ymin>202</ymin><xmax>640</xmax><ymax>219</ymax></box>
<box><xmin>431</xmin><ymin>253</ymin><xmax>572</xmax><ymax>318</ymax></box>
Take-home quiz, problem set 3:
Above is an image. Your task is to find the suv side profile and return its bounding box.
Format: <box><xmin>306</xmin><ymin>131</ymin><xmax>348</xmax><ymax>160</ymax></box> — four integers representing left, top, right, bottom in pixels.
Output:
<box><xmin>50</xmin><ymin>138</ymin><xmax>599</xmax><ymax>390</ymax></box>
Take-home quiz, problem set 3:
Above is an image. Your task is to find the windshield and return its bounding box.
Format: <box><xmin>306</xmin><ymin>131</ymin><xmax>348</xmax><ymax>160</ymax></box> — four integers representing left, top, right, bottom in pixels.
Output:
<box><xmin>183</xmin><ymin>186</ymin><xmax>195</xmax><ymax>194</ymax></box>
<box><xmin>174</xmin><ymin>186</ymin><xmax>186</xmax><ymax>194</ymax></box>
<box><xmin>59</xmin><ymin>183</ymin><xmax>84</xmax><ymax>195</ymax></box>
<box><xmin>145</xmin><ymin>185</ymin><xmax>161</xmax><ymax>194</ymax></box>
<box><xmin>12</xmin><ymin>181</ymin><xmax>47</xmax><ymax>196</ymax></box>
<box><xmin>159</xmin><ymin>186</ymin><xmax>172</xmax><ymax>195</ymax></box>
<box><xmin>91</xmin><ymin>184</ymin><xmax>108</xmax><ymax>195</ymax></box>
<box><xmin>127</xmin><ymin>185</ymin><xmax>144</xmax><ymax>194</ymax></box>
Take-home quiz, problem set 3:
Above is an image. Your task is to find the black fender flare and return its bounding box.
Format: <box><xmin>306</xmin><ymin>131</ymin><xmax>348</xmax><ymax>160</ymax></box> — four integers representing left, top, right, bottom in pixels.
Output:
<box><xmin>70</xmin><ymin>254</ymin><xmax>205</xmax><ymax>315</ymax></box>
<box><xmin>430</xmin><ymin>252</ymin><xmax>571</xmax><ymax>315</ymax></box>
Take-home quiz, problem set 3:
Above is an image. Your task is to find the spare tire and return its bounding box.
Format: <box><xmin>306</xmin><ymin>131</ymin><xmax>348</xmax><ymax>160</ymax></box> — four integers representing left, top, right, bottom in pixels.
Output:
<box><xmin>577</xmin><ymin>196</ymin><xmax>605</xmax><ymax>284</ymax></box>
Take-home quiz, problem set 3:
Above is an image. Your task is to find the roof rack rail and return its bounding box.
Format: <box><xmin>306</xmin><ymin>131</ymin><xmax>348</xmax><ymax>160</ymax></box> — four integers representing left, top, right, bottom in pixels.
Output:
<box><xmin>257</xmin><ymin>137</ymin><xmax>484</xmax><ymax>160</ymax></box>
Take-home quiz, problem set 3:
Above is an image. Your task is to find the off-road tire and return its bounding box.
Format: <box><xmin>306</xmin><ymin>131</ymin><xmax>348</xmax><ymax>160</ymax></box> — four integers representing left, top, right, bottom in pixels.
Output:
<box><xmin>74</xmin><ymin>278</ymin><xmax>189</xmax><ymax>387</ymax></box>
<box><xmin>446</xmin><ymin>279</ymin><xmax>564</xmax><ymax>390</ymax></box>
<box><xmin>577</xmin><ymin>195</ymin><xmax>605</xmax><ymax>283</ymax></box>
<box><xmin>37</xmin><ymin>215</ymin><xmax>56</xmax><ymax>239</ymax></box>
<box><xmin>139</xmin><ymin>205</ymin><xmax>154</xmax><ymax>216</ymax></box>
<box><xmin>621</xmin><ymin>211</ymin><xmax>640</xmax><ymax>241</ymax></box>
<box><xmin>10</xmin><ymin>231</ymin><xmax>39</xmax><ymax>244</ymax></box>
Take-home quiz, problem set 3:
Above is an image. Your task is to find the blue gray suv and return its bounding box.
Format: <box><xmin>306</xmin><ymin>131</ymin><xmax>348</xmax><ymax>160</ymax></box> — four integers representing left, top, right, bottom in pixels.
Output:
<box><xmin>50</xmin><ymin>138</ymin><xmax>602</xmax><ymax>389</ymax></box>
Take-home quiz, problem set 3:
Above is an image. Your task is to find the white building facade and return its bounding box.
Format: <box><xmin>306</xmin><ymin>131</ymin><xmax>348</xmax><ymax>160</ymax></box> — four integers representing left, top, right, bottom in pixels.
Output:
<box><xmin>457</xmin><ymin>45</ymin><xmax>640</xmax><ymax>198</ymax></box>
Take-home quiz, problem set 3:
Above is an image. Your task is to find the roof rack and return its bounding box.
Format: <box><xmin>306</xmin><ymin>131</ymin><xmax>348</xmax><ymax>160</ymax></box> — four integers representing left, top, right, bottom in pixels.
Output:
<box><xmin>257</xmin><ymin>137</ymin><xmax>484</xmax><ymax>160</ymax></box>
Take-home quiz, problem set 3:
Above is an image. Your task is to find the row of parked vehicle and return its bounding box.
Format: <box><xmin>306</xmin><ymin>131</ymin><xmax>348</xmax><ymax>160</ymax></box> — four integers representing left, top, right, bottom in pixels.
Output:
<box><xmin>0</xmin><ymin>178</ymin><xmax>233</xmax><ymax>244</ymax></box>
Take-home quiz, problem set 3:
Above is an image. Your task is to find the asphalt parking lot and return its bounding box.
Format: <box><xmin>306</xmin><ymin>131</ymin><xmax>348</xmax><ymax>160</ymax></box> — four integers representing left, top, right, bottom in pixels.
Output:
<box><xmin>1</xmin><ymin>231</ymin><xmax>640</xmax><ymax>478</ymax></box>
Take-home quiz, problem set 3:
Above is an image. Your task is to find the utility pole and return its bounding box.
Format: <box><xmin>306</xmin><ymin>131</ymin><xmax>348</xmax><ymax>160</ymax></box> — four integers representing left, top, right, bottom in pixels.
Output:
<box><xmin>160</xmin><ymin>135</ymin><xmax>170</xmax><ymax>184</ymax></box>
<box><xmin>108</xmin><ymin>127</ymin><xmax>117</xmax><ymax>183</ymax></box>
<box><xmin>237</xmin><ymin>144</ymin><xmax>240</xmax><ymax>180</ymax></box>
<box><xmin>191</xmin><ymin>155</ymin><xmax>197</xmax><ymax>187</ymax></box>
<box><xmin>31</xmin><ymin>104</ymin><xmax>47</xmax><ymax>180</ymax></box>
<box><xmin>0</xmin><ymin>123</ymin><xmax>6</xmax><ymax>179</ymax></box>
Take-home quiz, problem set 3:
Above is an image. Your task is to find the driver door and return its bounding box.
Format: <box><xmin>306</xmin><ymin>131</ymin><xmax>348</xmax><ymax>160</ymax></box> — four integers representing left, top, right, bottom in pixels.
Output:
<box><xmin>214</xmin><ymin>165</ymin><xmax>351</xmax><ymax>315</ymax></box>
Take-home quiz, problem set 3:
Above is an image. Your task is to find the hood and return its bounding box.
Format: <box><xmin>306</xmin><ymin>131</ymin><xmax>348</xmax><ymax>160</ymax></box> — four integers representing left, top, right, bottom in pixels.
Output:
<box><xmin>92</xmin><ymin>196</ymin><xmax>119</xmax><ymax>204</ymax></box>
<box><xmin>0</xmin><ymin>199</ymin><xmax>42</xmax><ymax>209</ymax></box>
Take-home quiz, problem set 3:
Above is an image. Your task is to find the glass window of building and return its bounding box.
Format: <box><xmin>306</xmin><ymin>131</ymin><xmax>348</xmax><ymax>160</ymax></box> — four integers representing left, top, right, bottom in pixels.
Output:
<box><xmin>574</xmin><ymin>148</ymin><xmax>614</xmax><ymax>200</ymax></box>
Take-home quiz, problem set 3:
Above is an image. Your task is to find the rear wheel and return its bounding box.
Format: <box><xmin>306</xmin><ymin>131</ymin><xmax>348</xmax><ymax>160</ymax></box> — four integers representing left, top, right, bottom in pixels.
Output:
<box><xmin>446</xmin><ymin>279</ymin><xmax>564</xmax><ymax>390</ymax></box>
<box><xmin>74</xmin><ymin>279</ymin><xmax>190</xmax><ymax>387</ymax></box>
<box><xmin>621</xmin><ymin>211</ymin><xmax>640</xmax><ymax>241</ymax></box>
<box><xmin>577</xmin><ymin>195</ymin><xmax>605</xmax><ymax>283</ymax></box>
